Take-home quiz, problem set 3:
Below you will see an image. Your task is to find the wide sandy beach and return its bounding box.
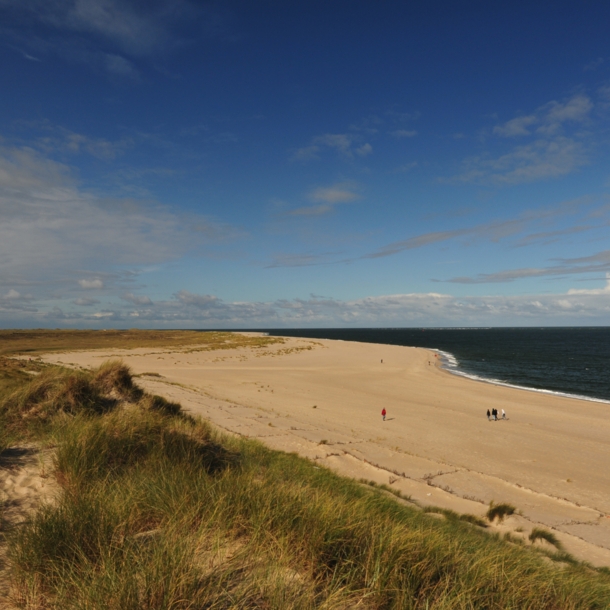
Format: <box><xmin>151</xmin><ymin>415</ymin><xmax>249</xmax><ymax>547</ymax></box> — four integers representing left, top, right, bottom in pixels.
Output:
<box><xmin>41</xmin><ymin>334</ymin><xmax>610</xmax><ymax>566</ymax></box>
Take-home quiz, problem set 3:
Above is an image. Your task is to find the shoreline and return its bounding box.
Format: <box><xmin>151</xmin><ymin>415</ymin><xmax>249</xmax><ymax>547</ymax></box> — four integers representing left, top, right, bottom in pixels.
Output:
<box><xmin>37</xmin><ymin>333</ymin><xmax>610</xmax><ymax>567</ymax></box>
<box><xmin>434</xmin><ymin>348</ymin><xmax>610</xmax><ymax>406</ymax></box>
<box><xmin>262</xmin><ymin>328</ymin><xmax>610</xmax><ymax>405</ymax></box>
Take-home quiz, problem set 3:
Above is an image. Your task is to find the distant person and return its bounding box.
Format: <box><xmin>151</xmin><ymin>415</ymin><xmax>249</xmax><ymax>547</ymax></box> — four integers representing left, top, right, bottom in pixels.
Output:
<box><xmin>486</xmin><ymin>409</ymin><xmax>490</xmax><ymax>421</ymax></box>
<box><xmin>492</xmin><ymin>408</ymin><xmax>498</xmax><ymax>421</ymax></box>
<box><xmin>381</xmin><ymin>408</ymin><xmax>386</xmax><ymax>421</ymax></box>
<box><xmin>502</xmin><ymin>409</ymin><xmax>506</xmax><ymax>420</ymax></box>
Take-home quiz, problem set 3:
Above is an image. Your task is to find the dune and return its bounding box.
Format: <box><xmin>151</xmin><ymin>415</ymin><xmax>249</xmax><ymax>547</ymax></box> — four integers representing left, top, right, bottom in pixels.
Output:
<box><xmin>40</xmin><ymin>334</ymin><xmax>610</xmax><ymax>566</ymax></box>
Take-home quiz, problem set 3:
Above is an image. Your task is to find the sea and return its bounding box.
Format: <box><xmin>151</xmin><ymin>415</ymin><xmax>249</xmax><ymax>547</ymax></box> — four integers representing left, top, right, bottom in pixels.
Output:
<box><xmin>260</xmin><ymin>327</ymin><xmax>610</xmax><ymax>404</ymax></box>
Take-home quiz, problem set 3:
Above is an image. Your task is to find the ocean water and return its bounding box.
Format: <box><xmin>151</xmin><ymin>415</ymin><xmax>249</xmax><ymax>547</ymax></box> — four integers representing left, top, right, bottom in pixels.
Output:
<box><xmin>262</xmin><ymin>327</ymin><xmax>610</xmax><ymax>404</ymax></box>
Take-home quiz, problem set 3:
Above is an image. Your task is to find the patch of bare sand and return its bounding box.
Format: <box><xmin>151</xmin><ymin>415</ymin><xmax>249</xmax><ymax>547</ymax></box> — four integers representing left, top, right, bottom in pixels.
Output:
<box><xmin>40</xmin><ymin>334</ymin><xmax>610</xmax><ymax>567</ymax></box>
<box><xmin>0</xmin><ymin>446</ymin><xmax>59</xmax><ymax>608</ymax></box>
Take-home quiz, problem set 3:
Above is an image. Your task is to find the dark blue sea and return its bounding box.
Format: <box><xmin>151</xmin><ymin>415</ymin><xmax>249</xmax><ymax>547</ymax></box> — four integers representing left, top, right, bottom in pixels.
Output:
<box><xmin>260</xmin><ymin>327</ymin><xmax>610</xmax><ymax>404</ymax></box>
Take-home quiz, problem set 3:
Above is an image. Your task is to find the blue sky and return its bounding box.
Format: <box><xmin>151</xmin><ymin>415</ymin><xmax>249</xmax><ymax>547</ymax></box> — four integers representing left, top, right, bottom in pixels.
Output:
<box><xmin>1</xmin><ymin>0</ymin><xmax>610</xmax><ymax>328</ymax></box>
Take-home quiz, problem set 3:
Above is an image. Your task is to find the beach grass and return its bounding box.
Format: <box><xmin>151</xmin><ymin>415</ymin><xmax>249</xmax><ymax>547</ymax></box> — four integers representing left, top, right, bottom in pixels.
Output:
<box><xmin>0</xmin><ymin>329</ymin><xmax>283</xmax><ymax>357</ymax></box>
<box><xmin>2</xmin><ymin>364</ymin><xmax>610</xmax><ymax>608</ymax></box>
<box><xmin>486</xmin><ymin>502</ymin><xmax>517</xmax><ymax>523</ymax></box>
<box><xmin>529</xmin><ymin>527</ymin><xmax>563</xmax><ymax>549</ymax></box>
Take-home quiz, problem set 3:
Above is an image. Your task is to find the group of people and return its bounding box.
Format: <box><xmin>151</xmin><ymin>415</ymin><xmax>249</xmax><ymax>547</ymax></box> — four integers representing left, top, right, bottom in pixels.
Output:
<box><xmin>487</xmin><ymin>408</ymin><xmax>506</xmax><ymax>421</ymax></box>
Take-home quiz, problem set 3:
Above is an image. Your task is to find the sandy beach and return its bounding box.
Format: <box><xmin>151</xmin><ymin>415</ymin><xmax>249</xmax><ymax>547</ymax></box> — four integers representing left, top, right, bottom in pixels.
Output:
<box><xmin>40</xmin><ymin>334</ymin><xmax>610</xmax><ymax>566</ymax></box>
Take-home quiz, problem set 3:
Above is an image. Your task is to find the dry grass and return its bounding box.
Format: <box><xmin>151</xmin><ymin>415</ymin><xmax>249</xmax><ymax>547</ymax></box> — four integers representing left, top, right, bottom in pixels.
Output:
<box><xmin>2</xmin><ymin>362</ymin><xmax>610</xmax><ymax>609</ymax></box>
<box><xmin>530</xmin><ymin>527</ymin><xmax>563</xmax><ymax>549</ymax></box>
<box><xmin>486</xmin><ymin>502</ymin><xmax>517</xmax><ymax>523</ymax></box>
<box><xmin>0</xmin><ymin>329</ymin><xmax>284</xmax><ymax>357</ymax></box>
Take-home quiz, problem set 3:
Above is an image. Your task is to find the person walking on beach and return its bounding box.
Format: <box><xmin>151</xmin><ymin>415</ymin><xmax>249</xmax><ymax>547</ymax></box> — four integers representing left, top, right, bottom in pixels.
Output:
<box><xmin>486</xmin><ymin>409</ymin><xmax>490</xmax><ymax>421</ymax></box>
<box><xmin>501</xmin><ymin>409</ymin><xmax>506</xmax><ymax>420</ymax></box>
<box><xmin>492</xmin><ymin>408</ymin><xmax>497</xmax><ymax>421</ymax></box>
<box><xmin>381</xmin><ymin>408</ymin><xmax>386</xmax><ymax>421</ymax></box>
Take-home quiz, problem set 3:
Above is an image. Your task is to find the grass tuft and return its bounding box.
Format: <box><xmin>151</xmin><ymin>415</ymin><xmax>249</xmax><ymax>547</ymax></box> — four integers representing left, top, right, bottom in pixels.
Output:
<box><xmin>92</xmin><ymin>360</ymin><xmax>142</xmax><ymax>402</ymax></box>
<box><xmin>487</xmin><ymin>501</ymin><xmax>517</xmax><ymax>523</ymax></box>
<box><xmin>529</xmin><ymin>527</ymin><xmax>563</xmax><ymax>549</ymax></box>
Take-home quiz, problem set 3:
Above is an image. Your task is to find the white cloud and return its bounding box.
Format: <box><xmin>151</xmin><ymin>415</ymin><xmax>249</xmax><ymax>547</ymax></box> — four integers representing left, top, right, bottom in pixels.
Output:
<box><xmin>33</xmin><ymin>124</ymin><xmax>133</xmax><ymax>160</ymax></box>
<box><xmin>446</xmin><ymin>249</ymin><xmax>610</xmax><ymax>284</ymax></box>
<box><xmin>393</xmin><ymin>161</ymin><xmax>418</xmax><ymax>173</ymax></box>
<box><xmin>538</xmin><ymin>95</ymin><xmax>593</xmax><ymax>135</ymax></box>
<box><xmin>104</xmin><ymin>53</ymin><xmax>139</xmax><ymax>79</ymax></box>
<box><xmin>493</xmin><ymin>94</ymin><xmax>593</xmax><ymax>139</ymax></box>
<box><xmin>355</xmin><ymin>143</ymin><xmax>372</xmax><ymax>156</ymax></box>
<box><xmin>2</xmin><ymin>0</ymin><xmax>178</xmax><ymax>56</ymax></box>
<box><xmin>72</xmin><ymin>297</ymin><xmax>100</xmax><ymax>306</ymax></box>
<box><xmin>0</xmin><ymin>143</ymin><xmax>240</xmax><ymax>301</ymax></box>
<box><xmin>122</xmin><ymin>291</ymin><xmax>152</xmax><ymax>305</ymax></box>
<box><xmin>78</xmin><ymin>279</ymin><xmax>104</xmax><ymax>289</ymax></box>
<box><xmin>0</xmin><ymin>0</ymin><xmax>226</xmax><ymax>76</ymax></box>
<box><xmin>313</xmin><ymin>133</ymin><xmax>353</xmax><ymax>156</ymax></box>
<box><xmin>285</xmin><ymin>183</ymin><xmax>360</xmax><ymax>217</ymax></box>
<box><xmin>457</xmin><ymin>94</ymin><xmax>596</xmax><ymax>185</ymax></box>
<box><xmin>292</xmin><ymin>145</ymin><xmax>320</xmax><ymax>161</ymax></box>
<box><xmin>16</xmin><ymin>288</ymin><xmax>610</xmax><ymax>327</ymax></box>
<box><xmin>390</xmin><ymin>129</ymin><xmax>418</xmax><ymax>138</ymax></box>
<box><xmin>567</xmin><ymin>274</ymin><xmax>610</xmax><ymax>295</ymax></box>
<box><xmin>4</xmin><ymin>288</ymin><xmax>21</xmax><ymax>299</ymax></box>
<box><xmin>456</xmin><ymin>136</ymin><xmax>587</xmax><ymax>185</ymax></box>
<box><xmin>308</xmin><ymin>184</ymin><xmax>359</xmax><ymax>204</ymax></box>
<box><xmin>365</xmin><ymin>198</ymin><xmax>595</xmax><ymax>261</ymax></box>
<box><xmin>293</xmin><ymin>133</ymin><xmax>370</xmax><ymax>161</ymax></box>
<box><xmin>493</xmin><ymin>115</ymin><xmax>537</xmax><ymax>137</ymax></box>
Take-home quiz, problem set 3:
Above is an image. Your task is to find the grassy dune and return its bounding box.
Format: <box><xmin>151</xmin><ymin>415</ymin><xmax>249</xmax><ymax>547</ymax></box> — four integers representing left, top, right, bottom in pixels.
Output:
<box><xmin>2</xmin><ymin>362</ymin><xmax>610</xmax><ymax>608</ymax></box>
<box><xmin>0</xmin><ymin>329</ymin><xmax>283</xmax><ymax>356</ymax></box>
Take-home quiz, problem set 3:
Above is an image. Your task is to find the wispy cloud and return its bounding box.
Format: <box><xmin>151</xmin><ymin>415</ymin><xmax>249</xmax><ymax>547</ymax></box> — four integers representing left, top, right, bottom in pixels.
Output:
<box><xmin>0</xmin><ymin>0</ymin><xmax>227</xmax><ymax>77</ymax></box>
<box><xmin>456</xmin><ymin>136</ymin><xmax>587</xmax><ymax>185</ymax></box>
<box><xmin>104</xmin><ymin>53</ymin><xmax>139</xmax><ymax>79</ymax></box>
<box><xmin>0</xmin><ymin>142</ymin><xmax>242</xmax><ymax>303</ymax></box>
<box><xmin>309</xmin><ymin>184</ymin><xmax>359</xmax><ymax>204</ymax></box>
<box><xmin>584</xmin><ymin>57</ymin><xmax>605</xmax><ymax>72</ymax></box>
<box><xmin>493</xmin><ymin>94</ymin><xmax>593</xmax><ymax>138</ymax></box>
<box><xmin>364</xmin><ymin>197</ymin><xmax>598</xmax><ymax>261</ymax></box>
<box><xmin>285</xmin><ymin>182</ymin><xmax>360</xmax><ymax>218</ymax></box>
<box><xmin>454</xmin><ymin>94</ymin><xmax>596</xmax><ymax>185</ymax></box>
<box><xmin>568</xmin><ymin>273</ymin><xmax>610</xmax><ymax>294</ymax></box>
<box><xmin>390</xmin><ymin>129</ymin><xmax>417</xmax><ymax>138</ymax></box>
<box><xmin>445</xmin><ymin>249</ymin><xmax>610</xmax><ymax>284</ymax></box>
<box><xmin>265</xmin><ymin>251</ymin><xmax>344</xmax><ymax>268</ymax></box>
<box><xmin>292</xmin><ymin>133</ymin><xmax>370</xmax><ymax>161</ymax></box>
<box><xmin>293</xmin><ymin>107</ymin><xmax>418</xmax><ymax>162</ymax></box>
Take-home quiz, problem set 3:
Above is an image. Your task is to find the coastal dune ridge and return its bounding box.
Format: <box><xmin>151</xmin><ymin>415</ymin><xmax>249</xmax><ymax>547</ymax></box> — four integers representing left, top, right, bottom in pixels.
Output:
<box><xmin>41</xmin><ymin>332</ymin><xmax>610</xmax><ymax>567</ymax></box>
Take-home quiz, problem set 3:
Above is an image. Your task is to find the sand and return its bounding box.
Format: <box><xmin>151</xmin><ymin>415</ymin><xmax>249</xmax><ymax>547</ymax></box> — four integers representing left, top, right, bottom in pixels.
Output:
<box><xmin>0</xmin><ymin>446</ymin><xmax>58</xmax><ymax>608</ymax></box>
<box><xmin>39</xmin><ymin>334</ymin><xmax>610</xmax><ymax>567</ymax></box>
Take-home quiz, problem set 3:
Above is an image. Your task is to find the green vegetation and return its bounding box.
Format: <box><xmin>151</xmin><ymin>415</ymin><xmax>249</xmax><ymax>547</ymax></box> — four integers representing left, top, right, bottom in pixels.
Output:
<box><xmin>0</xmin><ymin>328</ymin><xmax>284</xmax><ymax>357</ymax></box>
<box><xmin>1</xmin><ymin>361</ymin><xmax>610</xmax><ymax>608</ymax></box>
<box><xmin>529</xmin><ymin>527</ymin><xmax>563</xmax><ymax>549</ymax></box>
<box><xmin>424</xmin><ymin>507</ymin><xmax>488</xmax><ymax>529</ymax></box>
<box><xmin>486</xmin><ymin>502</ymin><xmax>517</xmax><ymax>523</ymax></box>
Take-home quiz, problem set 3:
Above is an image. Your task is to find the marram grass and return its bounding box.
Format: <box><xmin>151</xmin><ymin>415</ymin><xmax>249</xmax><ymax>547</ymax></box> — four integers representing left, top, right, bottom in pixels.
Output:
<box><xmin>3</xmin><ymin>363</ymin><xmax>610</xmax><ymax>609</ymax></box>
